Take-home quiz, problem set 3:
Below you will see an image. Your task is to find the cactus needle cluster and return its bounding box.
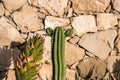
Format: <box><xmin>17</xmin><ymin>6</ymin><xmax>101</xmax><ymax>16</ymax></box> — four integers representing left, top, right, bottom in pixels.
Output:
<box><xmin>15</xmin><ymin>35</ymin><xmax>44</xmax><ymax>80</ymax></box>
<box><xmin>46</xmin><ymin>27</ymin><xmax>73</xmax><ymax>80</ymax></box>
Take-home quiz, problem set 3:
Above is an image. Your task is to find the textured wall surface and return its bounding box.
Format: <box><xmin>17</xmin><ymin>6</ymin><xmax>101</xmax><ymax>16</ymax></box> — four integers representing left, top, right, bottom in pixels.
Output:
<box><xmin>0</xmin><ymin>0</ymin><xmax>120</xmax><ymax>80</ymax></box>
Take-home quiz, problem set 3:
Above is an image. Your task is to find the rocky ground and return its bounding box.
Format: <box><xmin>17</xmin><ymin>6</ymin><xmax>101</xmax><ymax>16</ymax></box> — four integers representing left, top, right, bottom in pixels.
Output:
<box><xmin>0</xmin><ymin>0</ymin><xmax>120</xmax><ymax>80</ymax></box>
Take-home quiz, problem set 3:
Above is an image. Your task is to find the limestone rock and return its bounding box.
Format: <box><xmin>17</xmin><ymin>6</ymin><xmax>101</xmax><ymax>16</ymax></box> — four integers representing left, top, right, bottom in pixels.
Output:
<box><xmin>0</xmin><ymin>3</ymin><xmax>4</xmax><ymax>16</ymax></box>
<box><xmin>12</xmin><ymin>4</ymin><xmax>43</xmax><ymax>33</ymax></box>
<box><xmin>33</xmin><ymin>0</ymin><xmax>68</xmax><ymax>16</ymax></box>
<box><xmin>3</xmin><ymin>0</ymin><xmax>27</xmax><ymax>13</ymax></box>
<box><xmin>78</xmin><ymin>30</ymin><xmax>117</xmax><ymax>59</ymax></box>
<box><xmin>0</xmin><ymin>17</ymin><xmax>24</xmax><ymax>47</ymax></box>
<box><xmin>72</xmin><ymin>15</ymin><xmax>97</xmax><ymax>36</ymax></box>
<box><xmin>45</xmin><ymin>16</ymin><xmax>70</xmax><ymax>29</ymax></box>
<box><xmin>39</xmin><ymin>64</ymin><xmax>52</xmax><ymax>80</ymax></box>
<box><xmin>72</xmin><ymin>0</ymin><xmax>110</xmax><ymax>14</ymax></box>
<box><xmin>116</xmin><ymin>38</ymin><xmax>120</xmax><ymax>52</ymax></box>
<box><xmin>69</xmin><ymin>36</ymin><xmax>79</xmax><ymax>44</ymax></box>
<box><xmin>65</xmin><ymin>42</ymin><xmax>85</xmax><ymax>65</ymax></box>
<box><xmin>42</xmin><ymin>36</ymin><xmax>52</xmax><ymax>63</ymax></box>
<box><xmin>107</xmin><ymin>55</ymin><xmax>120</xmax><ymax>73</ymax></box>
<box><xmin>77</xmin><ymin>58</ymin><xmax>106</xmax><ymax>79</ymax></box>
<box><xmin>97</xmin><ymin>13</ymin><xmax>118</xmax><ymax>30</ymax></box>
<box><xmin>6</xmin><ymin>70</ymin><xmax>16</xmax><ymax>80</ymax></box>
<box><xmin>113</xmin><ymin>0</ymin><xmax>120</xmax><ymax>12</ymax></box>
<box><xmin>66</xmin><ymin>68</ymin><xmax>76</xmax><ymax>80</ymax></box>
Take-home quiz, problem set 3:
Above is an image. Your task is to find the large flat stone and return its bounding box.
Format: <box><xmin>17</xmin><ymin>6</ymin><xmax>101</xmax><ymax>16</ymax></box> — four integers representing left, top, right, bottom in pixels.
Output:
<box><xmin>0</xmin><ymin>17</ymin><xmax>24</xmax><ymax>47</ymax></box>
<box><xmin>72</xmin><ymin>15</ymin><xmax>97</xmax><ymax>36</ymax></box>
<box><xmin>33</xmin><ymin>0</ymin><xmax>68</xmax><ymax>16</ymax></box>
<box><xmin>97</xmin><ymin>13</ymin><xmax>118</xmax><ymax>30</ymax></box>
<box><xmin>72</xmin><ymin>0</ymin><xmax>110</xmax><ymax>14</ymax></box>
<box><xmin>12</xmin><ymin>4</ymin><xmax>44</xmax><ymax>33</ymax></box>
<box><xmin>3</xmin><ymin>0</ymin><xmax>27</xmax><ymax>13</ymax></box>
<box><xmin>78</xmin><ymin>29</ymin><xmax>117</xmax><ymax>60</ymax></box>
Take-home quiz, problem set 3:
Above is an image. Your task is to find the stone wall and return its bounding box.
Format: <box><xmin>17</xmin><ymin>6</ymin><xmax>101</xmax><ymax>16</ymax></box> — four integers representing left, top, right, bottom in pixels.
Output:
<box><xmin>0</xmin><ymin>0</ymin><xmax>120</xmax><ymax>80</ymax></box>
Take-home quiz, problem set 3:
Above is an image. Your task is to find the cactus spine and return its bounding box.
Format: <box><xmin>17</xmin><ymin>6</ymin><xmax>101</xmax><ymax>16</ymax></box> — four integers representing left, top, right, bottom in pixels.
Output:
<box><xmin>15</xmin><ymin>35</ymin><xmax>44</xmax><ymax>80</ymax></box>
<box><xmin>46</xmin><ymin>27</ymin><xmax>73</xmax><ymax>80</ymax></box>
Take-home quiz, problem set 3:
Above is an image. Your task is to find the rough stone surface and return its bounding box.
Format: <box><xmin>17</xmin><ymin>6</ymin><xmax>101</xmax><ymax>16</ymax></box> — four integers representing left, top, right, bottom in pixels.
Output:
<box><xmin>33</xmin><ymin>0</ymin><xmax>68</xmax><ymax>16</ymax></box>
<box><xmin>39</xmin><ymin>64</ymin><xmax>52</xmax><ymax>80</ymax></box>
<box><xmin>77</xmin><ymin>58</ymin><xmax>106</xmax><ymax>79</ymax></box>
<box><xmin>3</xmin><ymin>0</ymin><xmax>27</xmax><ymax>13</ymax></box>
<box><xmin>66</xmin><ymin>68</ymin><xmax>76</xmax><ymax>80</ymax></box>
<box><xmin>72</xmin><ymin>15</ymin><xmax>97</xmax><ymax>36</ymax></box>
<box><xmin>113</xmin><ymin>0</ymin><xmax>120</xmax><ymax>12</ymax></box>
<box><xmin>0</xmin><ymin>17</ymin><xmax>24</xmax><ymax>47</ymax></box>
<box><xmin>107</xmin><ymin>55</ymin><xmax>120</xmax><ymax>73</ymax></box>
<box><xmin>0</xmin><ymin>3</ymin><xmax>5</xmax><ymax>16</ymax></box>
<box><xmin>116</xmin><ymin>38</ymin><xmax>120</xmax><ymax>52</ymax></box>
<box><xmin>72</xmin><ymin>0</ymin><xmax>110</xmax><ymax>14</ymax></box>
<box><xmin>69</xmin><ymin>36</ymin><xmax>79</xmax><ymax>44</ymax></box>
<box><xmin>6</xmin><ymin>70</ymin><xmax>16</xmax><ymax>80</ymax></box>
<box><xmin>65</xmin><ymin>42</ymin><xmax>85</xmax><ymax>65</ymax></box>
<box><xmin>78</xmin><ymin>30</ymin><xmax>117</xmax><ymax>59</ymax></box>
<box><xmin>45</xmin><ymin>16</ymin><xmax>70</xmax><ymax>29</ymax></box>
<box><xmin>12</xmin><ymin>4</ymin><xmax>44</xmax><ymax>33</ymax></box>
<box><xmin>97</xmin><ymin>13</ymin><xmax>118</xmax><ymax>30</ymax></box>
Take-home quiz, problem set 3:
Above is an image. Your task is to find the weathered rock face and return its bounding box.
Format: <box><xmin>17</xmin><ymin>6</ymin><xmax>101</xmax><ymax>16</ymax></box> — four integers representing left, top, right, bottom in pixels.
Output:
<box><xmin>65</xmin><ymin>42</ymin><xmax>85</xmax><ymax>65</ymax></box>
<box><xmin>107</xmin><ymin>55</ymin><xmax>120</xmax><ymax>73</ymax></box>
<box><xmin>45</xmin><ymin>16</ymin><xmax>70</xmax><ymax>29</ymax></box>
<box><xmin>72</xmin><ymin>15</ymin><xmax>97</xmax><ymax>36</ymax></box>
<box><xmin>0</xmin><ymin>3</ymin><xmax>5</xmax><ymax>16</ymax></box>
<box><xmin>3</xmin><ymin>0</ymin><xmax>27</xmax><ymax>13</ymax></box>
<box><xmin>78</xmin><ymin>29</ymin><xmax>117</xmax><ymax>60</ymax></box>
<box><xmin>72</xmin><ymin>0</ymin><xmax>110</xmax><ymax>14</ymax></box>
<box><xmin>69</xmin><ymin>36</ymin><xmax>79</xmax><ymax>44</ymax></box>
<box><xmin>113</xmin><ymin>0</ymin><xmax>120</xmax><ymax>12</ymax></box>
<box><xmin>116</xmin><ymin>38</ymin><xmax>120</xmax><ymax>52</ymax></box>
<box><xmin>39</xmin><ymin>64</ymin><xmax>52</xmax><ymax>80</ymax></box>
<box><xmin>33</xmin><ymin>0</ymin><xmax>68</xmax><ymax>16</ymax></box>
<box><xmin>66</xmin><ymin>68</ymin><xmax>76</xmax><ymax>80</ymax></box>
<box><xmin>97</xmin><ymin>13</ymin><xmax>118</xmax><ymax>30</ymax></box>
<box><xmin>0</xmin><ymin>17</ymin><xmax>24</xmax><ymax>47</ymax></box>
<box><xmin>77</xmin><ymin>58</ymin><xmax>106</xmax><ymax>79</ymax></box>
<box><xmin>12</xmin><ymin>4</ymin><xmax>44</xmax><ymax>33</ymax></box>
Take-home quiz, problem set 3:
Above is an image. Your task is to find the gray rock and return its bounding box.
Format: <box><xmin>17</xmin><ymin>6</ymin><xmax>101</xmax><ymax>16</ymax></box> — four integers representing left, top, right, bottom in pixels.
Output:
<box><xmin>77</xmin><ymin>58</ymin><xmax>106</xmax><ymax>79</ymax></box>
<box><xmin>78</xmin><ymin>29</ymin><xmax>117</xmax><ymax>59</ymax></box>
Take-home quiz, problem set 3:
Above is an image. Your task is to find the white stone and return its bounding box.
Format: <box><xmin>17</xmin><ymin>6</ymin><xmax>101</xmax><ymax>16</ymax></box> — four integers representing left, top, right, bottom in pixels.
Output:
<box><xmin>3</xmin><ymin>0</ymin><xmax>27</xmax><ymax>13</ymax></box>
<box><xmin>0</xmin><ymin>17</ymin><xmax>24</xmax><ymax>47</ymax></box>
<box><xmin>65</xmin><ymin>42</ymin><xmax>85</xmax><ymax>65</ymax></box>
<box><xmin>97</xmin><ymin>13</ymin><xmax>118</xmax><ymax>30</ymax></box>
<box><xmin>45</xmin><ymin>16</ymin><xmax>70</xmax><ymax>29</ymax></box>
<box><xmin>78</xmin><ymin>29</ymin><xmax>117</xmax><ymax>60</ymax></box>
<box><xmin>72</xmin><ymin>15</ymin><xmax>97</xmax><ymax>36</ymax></box>
<box><xmin>113</xmin><ymin>0</ymin><xmax>120</xmax><ymax>12</ymax></box>
<box><xmin>66</xmin><ymin>68</ymin><xmax>76</xmax><ymax>80</ymax></box>
<box><xmin>12</xmin><ymin>4</ymin><xmax>43</xmax><ymax>33</ymax></box>
<box><xmin>33</xmin><ymin>0</ymin><xmax>68</xmax><ymax>16</ymax></box>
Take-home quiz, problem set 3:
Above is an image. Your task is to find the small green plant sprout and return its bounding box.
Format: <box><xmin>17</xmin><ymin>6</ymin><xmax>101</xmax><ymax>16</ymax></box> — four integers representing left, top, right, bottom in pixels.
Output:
<box><xmin>15</xmin><ymin>35</ymin><xmax>44</xmax><ymax>80</ymax></box>
<box><xmin>46</xmin><ymin>27</ymin><xmax>73</xmax><ymax>80</ymax></box>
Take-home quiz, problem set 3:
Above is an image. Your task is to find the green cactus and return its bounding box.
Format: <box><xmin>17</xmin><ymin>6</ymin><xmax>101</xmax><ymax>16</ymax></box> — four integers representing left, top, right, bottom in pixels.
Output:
<box><xmin>46</xmin><ymin>27</ymin><xmax>73</xmax><ymax>80</ymax></box>
<box><xmin>15</xmin><ymin>35</ymin><xmax>44</xmax><ymax>80</ymax></box>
